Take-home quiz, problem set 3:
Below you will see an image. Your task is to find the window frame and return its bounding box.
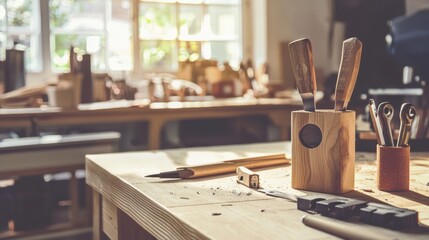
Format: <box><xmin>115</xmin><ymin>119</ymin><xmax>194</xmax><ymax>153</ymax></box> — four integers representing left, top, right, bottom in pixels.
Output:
<box><xmin>135</xmin><ymin>0</ymin><xmax>243</xmax><ymax>74</ymax></box>
<box><xmin>27</xmin><ymin>0</ymin><xmax>247</xmax><ymax>83</ymax></box>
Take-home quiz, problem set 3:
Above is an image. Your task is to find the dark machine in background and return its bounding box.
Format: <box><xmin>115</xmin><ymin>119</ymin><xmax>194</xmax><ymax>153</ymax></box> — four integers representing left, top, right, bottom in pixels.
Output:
<box><xmin>331</xmin><ymin>0</ymin><xmax>405</xmax><ymax>109</ymax></box>
<box><xmin>386</xmin><ymin>9</ymin><xmax>429</xmax><ymax>139</ymax></box>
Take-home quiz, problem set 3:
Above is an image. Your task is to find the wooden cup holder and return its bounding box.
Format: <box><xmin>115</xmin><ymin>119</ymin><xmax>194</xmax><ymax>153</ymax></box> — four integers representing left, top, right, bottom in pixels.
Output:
<box><xmin>291</xmin><ymin>110</ymin><xmax>355</xmax><ymax>194</ymax></box>
<box><xmin>377</xmin><ymin>145</ymin><xmax>410</xmax><ymax>191</ymax></box>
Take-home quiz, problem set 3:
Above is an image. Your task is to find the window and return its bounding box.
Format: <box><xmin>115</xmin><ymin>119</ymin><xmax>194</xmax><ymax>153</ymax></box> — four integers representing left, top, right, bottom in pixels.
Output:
<box><xmin>0</xmin><ymin>0</ymin><xmax>41</xmax><ymax>72</ymax></box>
<box><xmin>49</xmin><ymin>0</ymin><xmax>132</xmax><ymax>72</ymax></box>
<box><xmin>0</xmin><ymin>0</ymin><xmax>242</xmax><ymax>74</ymax></box>
<box><xmin>138</xmin><ymin>0</ymin><xmax>242</xmax><ymax>72</ymax></box>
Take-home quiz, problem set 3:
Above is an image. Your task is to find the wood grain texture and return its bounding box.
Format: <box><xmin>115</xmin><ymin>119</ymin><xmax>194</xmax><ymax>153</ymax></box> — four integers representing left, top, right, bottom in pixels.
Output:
<box><xmin>86</xmin><ymin>142</ymin><xmax>429</xmax><ymax>239</ymax></box>
<box><xmin>92</xmin><ymin>190</ymin><xmax>108</xmax><ymax>240</ymax></box>
<box><xmin>118</xmin><ymin>209</ymin><xmax>156</xmax><ymax>240</ymax></box>
<box><xmin>102</xmin><ymin>197</ymin><xmax>118</xmax><ymax>240</ymax></box>
<box><xmin>291</xmin><ymin>110</ymin><xmax>355</xmax><ymax>194</ymax></box>
<box><xmin>377</xmin><ymin>145</ymin><xmax>410</xmax><ymax>191</ymax></box>
<box><xmin>288</xmin><ymin>38</ymin><xmax>317</xmax><ymax>95</ymax></box>
<box><xmin>185</xmin><ymin>157</ymin><xmax>289</xmax><ymax>178</ymax></box>
<box><xmin>289</xmin><ymin>38</ymin><xmax>317</xmax><ymax>94</ymax></box>
<box><xmin>0</xmin><ymin>98</ymin><xmax>301</xmax><ymax>150</ymax></box>
<box><xmin>334</xmin><ymin>37</ymin><xmax>362</xmax><ymax>111</ymax></box>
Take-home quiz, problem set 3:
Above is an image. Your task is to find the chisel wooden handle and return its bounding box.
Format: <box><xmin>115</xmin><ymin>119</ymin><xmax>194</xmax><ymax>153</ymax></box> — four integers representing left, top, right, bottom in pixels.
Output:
<box><xmin>181</xmin><ymin>157</ymin><xmax>290</xmax><ymax>178</ymax></box>
<box><xmin>289</xmin><ymin>38</ymin><xmax>316</xmax><ymax>95</ymax></box>
<box><xmin>334</xmin><ymin>37</ymin><xmax>362</xmax><ymax>111</ymax></box>
<box><xmin>289</xmin><ymin>38</ymin><xmax>317</xmax><ymax>111</ymax></box>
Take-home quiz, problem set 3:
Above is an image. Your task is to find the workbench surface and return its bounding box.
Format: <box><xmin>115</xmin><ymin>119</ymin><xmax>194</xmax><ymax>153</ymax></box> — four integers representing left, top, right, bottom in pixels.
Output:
<box><xmin>86</xmin><ymin>142</ymin><xmax>429</xmax><ymax>240</ymax></box>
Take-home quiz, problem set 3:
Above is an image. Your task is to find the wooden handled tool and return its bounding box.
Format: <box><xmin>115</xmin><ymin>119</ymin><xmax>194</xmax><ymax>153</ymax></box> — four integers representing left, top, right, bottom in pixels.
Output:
<box><xmin>145</xmin><ymin>154</ymin><xmax>289</xmax><ymax>179</ymax></box>
<box><xmin>334</xmin><ymin>37</ymin><xmax>362</xmax><ymax>111</ymax></box>
<box><xmin>289</xmin><ymin>38</ymin><xmax>317</xmax><ymax>112</ymax></box>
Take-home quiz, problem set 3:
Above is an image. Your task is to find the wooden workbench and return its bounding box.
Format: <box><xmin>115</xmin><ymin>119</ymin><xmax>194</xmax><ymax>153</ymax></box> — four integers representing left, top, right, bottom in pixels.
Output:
<box><xmin>0</xmin><ymin>98</ymin><xmax>301</xmax><ymax>149</ymax></box>
<box><xmin>86</xmin><ymin>142</ymin><xmax>429</xmax><ymax>240</ymax></box>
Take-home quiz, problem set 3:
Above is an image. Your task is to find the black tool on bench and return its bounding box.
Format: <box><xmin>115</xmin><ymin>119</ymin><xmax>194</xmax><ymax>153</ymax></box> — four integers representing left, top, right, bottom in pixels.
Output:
<box><xmin>259</xmin><ymin>190</ymin><xmax>419</xmax><ymax>230</ymax></box>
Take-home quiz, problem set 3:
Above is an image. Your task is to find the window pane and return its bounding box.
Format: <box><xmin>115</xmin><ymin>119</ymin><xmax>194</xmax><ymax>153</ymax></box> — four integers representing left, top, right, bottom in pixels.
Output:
<box><xmin>109</xmin><ymin>0</ymin><xmax>131</xmax><ymax>34</ymax></box>
<box><xmin>207</xmin><ymin>5</ymin><xmax>239</xmax><ymax>37</ymax></box>
<box><xmin>108</xmin><ymin>35</ymin><xmax>132</xmax><ymax>71</ymax></box>
<box><xmin>6</xmin><ymin>0</ymin><xmax>33</xmax><ymax>28</ymax></box>
<box><xmin>49</xmin><ymin>0</ymin><xmax>105</xmax><ymax>32</ymax></box>
<box><xmin>204</xmin><ymin>41</ymin><xmax>240</xmax><ymax>68</ymax></box>
<box><xmin>141</xmin><ymin>40</ymin><xmax>177</xmax><ymax>70</ymax></box>
<box><xmin>0</xmin><ymin>2</ymin><xmax>6</xmax><ymax>30</ymax></box>
<box><xmin>204</xmin><ymin>0</ymin><xmax>239</xmax><ymax>4</ymax></box>
<box><xmin>0</xmin><ymin>32</ymin><xmax>5</xmax><ymax>60</ymax></box>
<box><xmin>139</xmin><ymin>2</ymin><xmax>176</xmax><ymax>39</ymax></box>
<box><xmin>51</xmin><ymin>34</ymin><xmax>106</xmax><ymax>72</ymax></box>
<box><xmin>179</xmin><ymin>4</ymin><xmax>202</xmax><ymax>37</ymax></box>
<box><xmin>179</xmin><ymin>41</ymin><xmax>200</xmax><ymax>61</ymax></box>
<box><xmin>178</xmin><ymin>0</ymin><xmax>202</xmax><ymax>4</ymax></box>
<box><xmin>144</xmin><ymin>0</ymin><xmax>175</xmax><ymax>3</ymax></box>
<box><xmin>108</xmin><ymin>0</ymin><xmax>132</xmax><ymax>70</ymax></box>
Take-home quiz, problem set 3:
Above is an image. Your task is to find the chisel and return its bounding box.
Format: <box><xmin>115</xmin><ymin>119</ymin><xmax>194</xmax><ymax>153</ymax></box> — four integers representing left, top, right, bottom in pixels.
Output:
<box><xmin>289</xmin><ymin>38</ymin><xmax>317</xmax><ymax>112</ymax></box>
<box><xmin>334</xmin><ymin>37</ymin><xmax>362</xmax><ymax>111</ymax></box>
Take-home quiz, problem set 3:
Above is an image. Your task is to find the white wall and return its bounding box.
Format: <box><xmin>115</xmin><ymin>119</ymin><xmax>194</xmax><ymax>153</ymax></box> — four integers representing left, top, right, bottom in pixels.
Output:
<box><xmin>250</xmin><ymin>0</ymin><xmax>267</xmax><ymax>68</ymax></box>
<box><xmin>265</xmin><ymin>0</ymin><xmax>334</xmax><ymax>88</ymax></box>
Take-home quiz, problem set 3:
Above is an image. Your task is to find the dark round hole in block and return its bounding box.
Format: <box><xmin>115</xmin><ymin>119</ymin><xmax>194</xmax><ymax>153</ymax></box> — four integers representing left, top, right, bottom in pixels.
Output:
<box><xmin>299</xmin><ymin>124</ymin><xmax>322</xmax><ymax>148</ymax></box>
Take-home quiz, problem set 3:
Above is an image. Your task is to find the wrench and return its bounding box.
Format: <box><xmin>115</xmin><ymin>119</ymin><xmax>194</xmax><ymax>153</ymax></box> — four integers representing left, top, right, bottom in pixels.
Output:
<box><xmin>397</xmin><ymin>103</ymin><xmax>416</xmax><ymax>147</ymax></box>
<box><xmin>377</xmin><ymin>102</ymin><xmax>394</xmax><ymax>146</ymax></box>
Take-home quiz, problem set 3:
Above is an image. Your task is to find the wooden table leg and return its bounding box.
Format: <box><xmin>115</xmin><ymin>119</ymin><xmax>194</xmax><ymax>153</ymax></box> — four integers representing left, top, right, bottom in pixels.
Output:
<box><xmin>268</xmin><ymin>110</ymin><xmax>292</xmax><ymax>140</ymax></box>
<box><xmin>148</xmin><ymin>119</ymin><xmax>165</xmax><ymax>150</ymax></box>
<box><xmin>92</xmin><ymin>190</ymin><xmax>107</xmax><ymax>240</ymax></box>
<box><xmin>69</xmin><ymin>171</ymin><xmax>79</xmax><ymax>226</ymax></box>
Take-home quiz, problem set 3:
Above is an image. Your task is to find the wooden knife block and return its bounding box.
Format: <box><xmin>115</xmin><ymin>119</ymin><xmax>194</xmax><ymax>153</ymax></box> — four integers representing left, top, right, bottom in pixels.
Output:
<box><xmin>291</xmin><ymin>110</ymin><xmax>355</xmax><ymax>194</ymax></box>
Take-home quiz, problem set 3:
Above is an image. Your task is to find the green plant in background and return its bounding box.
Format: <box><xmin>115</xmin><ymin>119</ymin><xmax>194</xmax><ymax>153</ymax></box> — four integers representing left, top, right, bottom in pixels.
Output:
<box><xmin>7</xmin><ymin>0</ymin><xmax>32</xmax><ymax>27</ymax></box>
<box><xmin>179</xmin><ymin>41</ymin><xmax>200</xmax><ymax>62</ymax></box>
<box><xmin>140</xmin><ymin>3</ymin><xmax>201</xmax><ymax>69</ymax></box>
<box><xmin>141</xmin><ymin>41</ymin><xmax>174</xmax><ymax>69</ymax></box>
<box><xmin>49</xmin><ymin>0</ymin><xmax>76</xmax><ymax>28</ymax></box>
<box><xmin>50</xmin><ymin>0</ymin><xmax>106</xmax><ymax>72</ymax></box>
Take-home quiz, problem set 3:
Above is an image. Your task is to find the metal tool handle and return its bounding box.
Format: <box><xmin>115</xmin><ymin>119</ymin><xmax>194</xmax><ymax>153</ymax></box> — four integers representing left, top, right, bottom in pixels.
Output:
<box><xmin>368</xmin><ymin>99</ymin><xmax>385</xmax><ymax>145</ymax></box>
<box><xmin>377</xmin><ymin>102</ymin><xmax>394</xmax><ymax>146</ymax></box>
<box><xmin>302</xmin><ymin>215</ymin><xmax>391</xmax><ymax>240</ymax></box>
<box><xmin>397</xmin><ymin>103</ymin><xmax>416</xmax><ymax>147</ymax></box>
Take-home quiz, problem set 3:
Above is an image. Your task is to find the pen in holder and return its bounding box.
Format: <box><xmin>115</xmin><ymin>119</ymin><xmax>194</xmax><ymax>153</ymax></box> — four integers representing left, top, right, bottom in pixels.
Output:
<box><xmin>291</xmin><ymin>110</ymin><xmax>355</xmax><ymax>194</ymax></box>
<box><xmin>377</xmin><ymin>145</ymin><xmax>410</xmax><ymax>191</ymax></box>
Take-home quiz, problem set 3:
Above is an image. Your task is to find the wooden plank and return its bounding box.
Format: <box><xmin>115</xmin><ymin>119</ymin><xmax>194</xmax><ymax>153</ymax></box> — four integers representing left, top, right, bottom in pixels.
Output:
<box><xmin>0</xmin><ymin>144</ymin><xmax>115</xmax><ymax>176</ymax></box>
<box><xmin>86</xmin><ymin>142</ymin><xmax>429</xmax><ymax>239</ymax></box>
<box><xmin>86</xmin><ymin>159</ymin><xmax>208</xmax><ymax>240</ymax></box>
